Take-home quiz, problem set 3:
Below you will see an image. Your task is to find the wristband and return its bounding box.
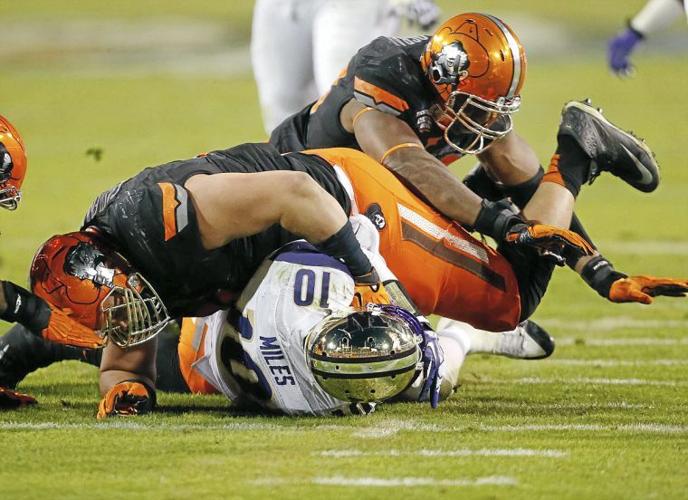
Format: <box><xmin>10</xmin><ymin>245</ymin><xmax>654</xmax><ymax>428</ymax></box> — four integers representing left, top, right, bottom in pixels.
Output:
<box><xmin>473</xmin><ymin>199</ymin><xmax>523</xmax><ymax>241</ymax></box>
<box><xmin>0</xmin><ymin>281</ymin><xmax>51</xmax><ymax>334</ymax></box>
<box><xmin>580</xmin><ymin>255</ymin><xmax>627</xmax><ymax>298</ymax></box>
<box><xmin>315</xmin><ymin>221</ymin><xmax>372</xmax><ymax>277</ymax></box>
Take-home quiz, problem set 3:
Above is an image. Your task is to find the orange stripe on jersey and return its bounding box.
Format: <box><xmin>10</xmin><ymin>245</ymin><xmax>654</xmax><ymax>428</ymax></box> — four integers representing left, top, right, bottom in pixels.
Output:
<box><xmin>542</xmin><ymin>154</ymin><xmax>566</xmax><ymax>188</ymax></box>
<box><xmin>353</xmin><ymin>77</ymin><xmax>409</xmax><ymax>115</ymax></box>
<box><xmin>158</xmin><ymin>182</ymin><xmax>180</xmax><ymax>241</ymax></box>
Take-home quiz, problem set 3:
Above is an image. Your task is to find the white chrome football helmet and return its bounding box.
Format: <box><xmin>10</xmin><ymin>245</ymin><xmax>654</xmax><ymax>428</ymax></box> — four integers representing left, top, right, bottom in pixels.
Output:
<box><xmin>306</xmin><ymin>305</ymin><xmax>422</xmax><ymax>403</ymax></box>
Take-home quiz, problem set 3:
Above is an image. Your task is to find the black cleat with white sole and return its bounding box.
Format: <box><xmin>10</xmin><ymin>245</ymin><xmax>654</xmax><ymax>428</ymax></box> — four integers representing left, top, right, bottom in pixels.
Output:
<box><xmin>558</xmin><ymin>99</ymin><xmax>659</xmax><ymax>192</ymax></box>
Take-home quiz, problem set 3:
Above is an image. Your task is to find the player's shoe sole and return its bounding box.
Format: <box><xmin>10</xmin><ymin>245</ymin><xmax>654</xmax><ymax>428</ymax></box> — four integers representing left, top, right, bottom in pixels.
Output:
<box><xmin>558</xmin><ymin>99</ymin><xmax>659</xmax><ymax>192</ymax></box>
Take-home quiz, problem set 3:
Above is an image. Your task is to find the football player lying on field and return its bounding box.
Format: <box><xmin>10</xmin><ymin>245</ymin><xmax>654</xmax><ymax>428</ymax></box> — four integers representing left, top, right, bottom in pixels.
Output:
<box><xmin>19</xmin><ymin>98</ymin><xmax>688</xmax><ymax>416</ymax></box>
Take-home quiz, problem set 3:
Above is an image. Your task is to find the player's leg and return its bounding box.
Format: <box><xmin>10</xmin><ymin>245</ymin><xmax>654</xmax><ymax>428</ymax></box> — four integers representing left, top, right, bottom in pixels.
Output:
<box><xmin>0</xmin><ymin>324</ymin><xmax>101</xmax><ymax>389</ymax></box>
<box><xmin>436</xmin><ymin>317</ymin><xmax>554</xmax><ymax>360</ymax></box>
<box><xmin>251</xmin><ymin>0</ymin><xmax>320</xmax><ymax>134</ymax></box>
<box><xmin>312</xmin><ymin>0</ymin><xmax>400</xmax><ymax>94</ymax></box>
<box><xmin>177</xmin><ymin>317</ymin><xmax>219</xmax><ymax>394</ymax></box>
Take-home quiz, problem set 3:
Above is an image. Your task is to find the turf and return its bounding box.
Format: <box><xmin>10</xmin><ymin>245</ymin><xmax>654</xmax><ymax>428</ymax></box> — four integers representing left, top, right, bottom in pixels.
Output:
<box><xmin>1</xmin><ymin>2</ymin><xmax>687</xmax><ymax>499</ymax></box>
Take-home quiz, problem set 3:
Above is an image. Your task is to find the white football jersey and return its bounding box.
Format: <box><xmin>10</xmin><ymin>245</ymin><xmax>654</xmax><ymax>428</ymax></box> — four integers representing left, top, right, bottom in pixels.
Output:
<box><xmin>190</xmin><ymin>216</ymin><xmax>390</xmax><ymax>415</ymax></box>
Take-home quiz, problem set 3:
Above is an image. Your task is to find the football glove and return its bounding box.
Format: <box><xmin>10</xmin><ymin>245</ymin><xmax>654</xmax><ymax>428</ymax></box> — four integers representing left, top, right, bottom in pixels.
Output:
<box><xmin>505</xmin><ymin>222</ymin><xmax>596</xmax><ymax>265</ymax></box>
<box><xmin>351</xmin><ymin>268</ymin><xmax>392</xmax><ymax>309</ymax></box>
<box><xmin>43</xmin><ymin>305</ymin><xmax>105</xmax><ymax>349</ymax></box>
<box><xmin>417</xmin><ymin>326</ymin><xmax>444</xmax><ymax>409</ymax></box>
<box><xmin>97</xmin><ymin>380</ymin><xmax>156</xmax><ymax>420</ymax></box>
<box><xmin>404</xmin><ymin>0</ymin><xmax>440</xmax><ymax>30</ymax></box>
<box><xmin>581</xmin><ymin>256</ymin><xmax>688</xmax><ymax>304</ymax></box>
<box><xmin>609</xmin><ymin>276</ymin><xmax>688</xmax><ymax>304</ymax></box>
<box><xmin>608</xmin><ymin>26</ymin><xmax>643</xmax><ymax>76</ymax></box>
<box><xmin>0</xmin><ymin>386</ymin><xmax>37</xmax><ymax>409</ymax></box>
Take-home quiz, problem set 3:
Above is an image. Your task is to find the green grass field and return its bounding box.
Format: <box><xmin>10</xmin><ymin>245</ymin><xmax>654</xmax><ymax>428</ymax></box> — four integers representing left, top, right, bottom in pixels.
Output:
<box><xmin>1</xmin><ymin>2</ymin><xmax>687</xmax><ymax>499</ymax></box>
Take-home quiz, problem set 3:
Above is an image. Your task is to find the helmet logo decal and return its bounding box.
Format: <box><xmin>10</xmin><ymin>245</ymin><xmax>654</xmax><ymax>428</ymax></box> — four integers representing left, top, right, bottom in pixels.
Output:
<box><xmin>430</xmin><ymin>41</ymin><xmax>469</xmax><ymax>85</ymax></box>
<box><xmin>64</xmin><ymin>242</ymin><xmax>116</xmax><ymax>287</ymax></box>
<box><xmin>0</xmin><ymin>144</ymin><xmax>12</xmax><ymax>181</ymax></box>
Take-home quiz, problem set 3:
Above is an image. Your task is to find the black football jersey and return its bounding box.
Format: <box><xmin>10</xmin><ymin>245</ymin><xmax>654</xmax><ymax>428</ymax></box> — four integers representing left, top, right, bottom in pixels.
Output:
<box><xmin>269</xmin><ymin>35</ymin><xmax>466</xmax><ymax>165</ymax></box>
<box><xmin>83</xmin><ymin>143</ymin><xmax>350</xmax><ymax>316</ymax></box>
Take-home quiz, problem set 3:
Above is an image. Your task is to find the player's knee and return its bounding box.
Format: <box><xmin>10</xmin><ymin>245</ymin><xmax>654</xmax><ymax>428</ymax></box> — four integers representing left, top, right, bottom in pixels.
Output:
<box><xmin>283</xmin><ymin>171</ymin><xmax>323</xmax><ymax>201</ymax></box>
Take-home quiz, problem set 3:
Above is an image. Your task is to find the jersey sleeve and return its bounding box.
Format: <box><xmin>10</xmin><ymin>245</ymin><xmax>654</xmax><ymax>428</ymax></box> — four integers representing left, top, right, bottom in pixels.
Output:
<box><xmin>350</xmin><ymin>37</ymin><xmax>427</xmax><ymax>120</ymax></box>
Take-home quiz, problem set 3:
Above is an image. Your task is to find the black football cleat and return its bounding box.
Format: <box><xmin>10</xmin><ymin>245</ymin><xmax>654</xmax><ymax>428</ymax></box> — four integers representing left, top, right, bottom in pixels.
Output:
<box><xmin>558</xmin><ymin>99</ymin><xmax>659</xmax><ymax>192</ymax></box>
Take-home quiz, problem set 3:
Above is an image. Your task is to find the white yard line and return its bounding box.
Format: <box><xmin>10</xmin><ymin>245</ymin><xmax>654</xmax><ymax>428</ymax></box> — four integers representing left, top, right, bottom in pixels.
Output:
<box><xmin>558</xmin><ymin>337</ymin><xmax>688</xmax><ymax>346</ymax></box>
<box><xmin>311</xmin><ymin>475</ymin><xmax>518</xmax><ymax>487</ymax></box>
<box><xmin>3</xmin><ymin>420</ymin><xmax>687</xmax><ymax>434</ymax></box>
<box><xmin>316</xmin><ymin>448</ymin><xmax>568</xmax><ymax>458</ymax></box>
<box><xmin>488</xmin><ymin>377</ymin><xmax>688</xmax><ymax>387</ymax></box>
<box><xmin>548</xmin><ymin>359</ymin><xmax>688</xmax><ymax>367</ymax></box>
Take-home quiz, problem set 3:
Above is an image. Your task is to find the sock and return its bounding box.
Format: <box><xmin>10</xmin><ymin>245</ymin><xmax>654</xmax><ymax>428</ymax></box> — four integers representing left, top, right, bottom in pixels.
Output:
<box><xmin>542</xmin><ymin>136</ymin><xmax>590</xmax><ymax>198</ymax></box>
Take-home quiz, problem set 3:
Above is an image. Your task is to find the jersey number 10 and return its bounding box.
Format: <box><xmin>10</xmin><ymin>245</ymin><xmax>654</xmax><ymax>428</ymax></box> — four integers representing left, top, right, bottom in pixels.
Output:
<box><xmin>294</xmin><ymin>269</ymin><xmax>331</xmax><ymax>308</ymax></box>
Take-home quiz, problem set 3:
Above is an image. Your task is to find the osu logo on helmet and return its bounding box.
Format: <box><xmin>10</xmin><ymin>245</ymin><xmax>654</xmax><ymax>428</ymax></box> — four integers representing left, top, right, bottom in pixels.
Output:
<box><xmin>0</xmin><ymin>115</ymin><xmax>27</xmax><ymax>210</ymax></box>
<box><xmin>420</xmin><ymin>13</ymin><xmax>527</xmax><ymax>154</ymax></box>
<box><xmin>30</xmin><ymin>230</ymin><xmax>170</xmax><ymax>348</ymax></box>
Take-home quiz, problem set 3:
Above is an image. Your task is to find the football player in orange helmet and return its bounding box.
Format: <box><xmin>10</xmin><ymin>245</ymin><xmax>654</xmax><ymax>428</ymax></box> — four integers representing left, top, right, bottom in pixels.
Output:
<box><xmin>0</xmin><ymin>115</ymin><xmax>105</xmax><ymax>408</ymax></box>
<box><xmin>0</xmin><ymin>114</ymin><xmax>27</xmax><ymax>210</ymax></box>
<box><xmin>268</xmin><ymin>12</ymin><xmax>660</xmax><ymax>310</ymax></box>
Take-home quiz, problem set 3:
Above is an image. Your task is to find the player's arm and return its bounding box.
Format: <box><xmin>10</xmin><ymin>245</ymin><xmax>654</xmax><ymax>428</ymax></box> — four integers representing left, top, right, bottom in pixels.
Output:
<box><xmin>0</xmin><ymin>280</ymin><xmax>103</xmax><ymax>348</ymax></box>
<box><xmin>97</xmin><ymin>338</ymin><xmax>157</xmax><ymax>419</ymax></box>
<box><xmin>342</xmin><ymin>98</ymin><xmax>483</xmax><ymax>225</ymax></box>
<box><xmin>575</xmin><ymin>255</ymin><xmax>688</xmax><ymax>304</ymax></box>
<box><xmin>341</xmin><ymin>99</ymin><xmax>593</xmax><ymax>260</ymax></box>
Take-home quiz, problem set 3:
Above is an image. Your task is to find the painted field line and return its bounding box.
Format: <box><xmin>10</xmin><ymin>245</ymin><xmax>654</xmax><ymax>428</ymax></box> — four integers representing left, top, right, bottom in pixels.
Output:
<box><xmin>549</xmin><ymin>359</ymin><xmax>688</xmax><ymax>367</ymax></box>
<box><xmin>486</xmin><ymin>377</ymin><xmax>688</xmax><ymax>387</ymax></box>
<box><xmin>316</xmin><ymin>448</ymin><xmax>568</xmax><ymax>458</ymax></box>
<box><xmin>558</xmin><ymin>337</ymin><xmax>688</xmax><ymax>347</ymax></box>
<box><xmin>473</xmin><ymin>401</ymin><xmax>650</xmax><ymax>410</ymax></box>
<box><xmin>540</xmin><ymin>316</ymin><xmax>688</xmax><ymax>332</ymax></box>
<box><xmin>479</xmin><ymin>424</ymin><xmax>688</xmax><ymax>434</ymax></box>
<box><xmin>3</xmin><ymin>420</ymin><xmax>687</xmax><ymax>435</ymax></box>
<box><xmin>311</xmin><ymin>475</ymin><xmax>518</xmax><ymax>487</ymax></box>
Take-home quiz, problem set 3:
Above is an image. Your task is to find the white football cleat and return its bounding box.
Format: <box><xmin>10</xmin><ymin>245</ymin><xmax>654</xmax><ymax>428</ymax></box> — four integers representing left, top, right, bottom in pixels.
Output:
<box><xmin>436</xmin><ymin>318</ymin><xmax>555</xmax><ymax>360</ymax></box>
<box><xmin>491</xmin><ymin>320</ymin><xmax>555</xmax><ymax>360</ymax></box>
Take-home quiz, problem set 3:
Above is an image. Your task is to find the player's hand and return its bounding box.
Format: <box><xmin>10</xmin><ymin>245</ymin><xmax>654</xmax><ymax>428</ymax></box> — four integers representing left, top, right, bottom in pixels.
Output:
<box><xmin>352</xmin><ymin>268</ymin><xmax>391</xmax><ymax>309</ymax></box>
<box><xmin>404</xmin><ymin>0</ymin><xmax>440</xmax><ymax>30</ymax></box>
<box><xmin>43</xmin><ymin>305</ymin><xmax>105</xmax><ymax>349</ymax></box>
<box><xmin>417</xmin><ymin>328</ymin><xmax>443</xmax><ymax>409</ymax></box>
<box><xmin>0</xmin><ymin>386</ymin><xmax>37</xmax><ymax>409</ymax></box>
<box><xmin>505</xmin><ymin>222</ymin><xmax>595</xmax><ymax>264</ymax></box>
<box><xmin>608</xmin><ymin>27</ymin><xmax>643</xmax><ymax>76</ymax></box>
<box><xmin>609</xmin><ymin>276</ymin><xmax>688</xmax><ymax>304</ymax></box>
<box><xmin>97</xmin><ymin>380</ymin><xmax>155</xmax><ymax>419</ymax></box>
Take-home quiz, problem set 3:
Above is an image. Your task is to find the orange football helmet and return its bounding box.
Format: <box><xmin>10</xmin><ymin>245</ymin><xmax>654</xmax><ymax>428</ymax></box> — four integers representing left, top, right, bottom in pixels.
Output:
<box><xmin>0</xmin><ymin>114</ymin><xmax>27</xmax><ymax>210</ymax></box>
<box><xmin>30</xmin><ymin>230</ymin><xmax>170</xmax><ymax>348</ymax></box>
<box><xmin>420</xmin><ymin>13</ymin><xmax>527</xmax><ymax>154</ymax></box>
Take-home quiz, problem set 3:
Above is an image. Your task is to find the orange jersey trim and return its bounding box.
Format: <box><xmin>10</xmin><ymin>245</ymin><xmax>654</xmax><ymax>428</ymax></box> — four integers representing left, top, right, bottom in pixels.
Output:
<box><xmin>158</xmin><ymin>182</ymin><xmax>180</xmax><ymax>241</ymax></box>
<box><xmin>353</xmin><ymin>77</ymin><xmax>409</xmax><ymax>115</ymax></box>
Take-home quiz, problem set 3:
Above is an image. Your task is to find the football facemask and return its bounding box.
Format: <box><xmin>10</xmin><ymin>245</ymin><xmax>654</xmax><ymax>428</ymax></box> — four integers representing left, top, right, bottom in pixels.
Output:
<box><xmin>31</xmin><ymin>231</ymin><xmax>170</xmax><ymax>348</ymax></box>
